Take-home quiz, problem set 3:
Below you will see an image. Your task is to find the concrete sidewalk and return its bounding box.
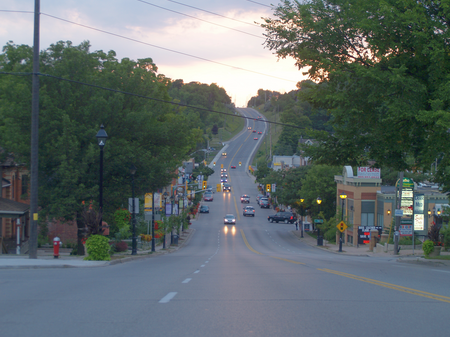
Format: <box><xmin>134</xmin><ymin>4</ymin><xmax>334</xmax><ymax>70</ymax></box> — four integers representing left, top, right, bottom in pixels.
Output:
<box><xmin>291</xmin><ymin>229</ymin><xmax>450</xmax><ymax>267</ymax></box>
<box><xmin>0</xmin><ymin>227</ymin><xmax>195</xmax><ymax>269</ymax></box>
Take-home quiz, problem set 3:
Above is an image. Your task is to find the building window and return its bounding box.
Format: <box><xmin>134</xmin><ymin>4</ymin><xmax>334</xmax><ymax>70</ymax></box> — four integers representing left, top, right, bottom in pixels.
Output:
<box><xmin>377</xmin><ymin>214</ymin><xmax>384</xmax><ymax>227</ymax></box>
<box><xmin>21</xmin><ymin>175</ymin><xmax>29</xmax><ymax>195</ymax></box>
<box><xmin>361</xmin><ymin>201</ymin><xmax>375</xmax><ymax>226</ymax></box>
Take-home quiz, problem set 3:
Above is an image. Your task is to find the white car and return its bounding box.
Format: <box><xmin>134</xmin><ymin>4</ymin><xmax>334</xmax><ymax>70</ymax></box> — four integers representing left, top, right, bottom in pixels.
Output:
<box><xmin>243</xmin><ymin>206</ymin><xmax>255</xmax><ymax>217</ymax></box>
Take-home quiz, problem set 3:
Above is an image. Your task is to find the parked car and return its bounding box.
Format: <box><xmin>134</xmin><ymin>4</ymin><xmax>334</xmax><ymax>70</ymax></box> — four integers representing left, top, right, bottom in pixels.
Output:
<box><xmin>256</xmin><ymin>194</ymin><xmax>265</xmax><ymax>205</ymax></box>
<box><xmin>243</xmin><ymin>206</ymin><xmax>255</xmax><ymax>217</ymax></box>
<box><xmin>223</xmin><ymin>183</ymin><xmax>231</xmax><ymax>192</ymax></box>
<box><xmin>240</xmin><ymin>195</ymin><xmax>250</xmax><ymax>203</ymax></box>
<box><xmin>199</xmin><ymin>205</ymin><xmax>209</xmax><ymax>213</ymax></box>
<box><xmin>259</xmin><ymin>198</ymin><xmax>270</xmax><ymax>208</ymax></box>
<box><xmin>224</xmin><ymin>214</ymin><xmax>236</xmax><ymax>225</ymax></box>
<box><xmin>267</xmin><ymin>211</ymin><xmax>297</xmax><ymax>224</ymax></box>
<box><xmin>203</xmin><ymin>192</ymin><xmax>213</xmax><ymax>201</ymax></box>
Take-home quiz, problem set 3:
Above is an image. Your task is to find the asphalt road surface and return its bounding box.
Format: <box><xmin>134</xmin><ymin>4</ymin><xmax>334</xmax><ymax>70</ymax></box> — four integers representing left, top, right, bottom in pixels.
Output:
<box><xmin>2</xmin><ymin>109</ymin><xmax>450</xmax><ymax>336</ymax></box>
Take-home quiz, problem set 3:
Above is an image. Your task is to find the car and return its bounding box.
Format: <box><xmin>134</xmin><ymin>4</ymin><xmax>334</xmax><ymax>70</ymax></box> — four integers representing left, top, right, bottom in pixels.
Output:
<box><xmin>206</xmin><ymin>185</ymin><xmax>213</xmax><ymax>192</ymax></box>
<box><xmin>222</xmin><ymin>152</ymin><xmax>227</xmax><ymax>156</ymax></box>
<box><xmin>240</xmin><ymin>194</ymin><xmax>250</xmax><ymax>203</ymax></box>
<box><xmin>221</xmin><ymin>168</ymin><xmax>227</xmax><ymax>172</ymax></box>
<box><xmin>248</xmin><ymin>126</ymin><xmax>252</xmax><ymax>130</ymax></box>
<box><xmin>258</xmin><ymin>116</ymin><xmax>262</xmax><ymax>119</ymax></box>
<box><xmin>199</xmin><ymin>205</ymin><xmax>209</xmax><ymax>213</ymax></box>
<box><xmin>253</xmin><ymin>130</ymin><xmax>257</xmax><ymax>133</ymax></box>
<box><xmin>223</xmin><ymin>183</ymin><xmax>231</xmax><ymax>192</ymax></box>
<box><xmin>221</xmin><ymin>177</ymin><xmax>228</xmax><ymax>183</ymax></box>
<box><xmin>254</xmin><ymin>137</ymin><xmax>258</xmax><ymax>140</ymax></box>
<box><xmin>256</xmin><ymin>194</ymin><xmax>265</xmax><ymax>204</ymax></box>
<box><xmin>258</xmin><ymin>131</ymin><xmax>262</xmax><ymax>134</ymax></box>
<box><xmin>267</xmin><ymin>211</ymin><xmax>297</xmax><ymax>224</ymax></box>
<box><xmin>259</xmin><ymin>198</ymin><xmax>270</xmax><ymax>208</ymax></box>
<box><xmin>221</xmin><ymin>173</ymin><xmax>228</xmax><ymax>178</ymax></box>
<box><xmin>203</xmin><ymin>192</ymin><xmax>213</xmax><ymax>201</ymax></box>
<box><xmin>231</xmin><ymin>165</ymin><xmax>236</xmax><ymax>169</ymax></box>
<box><xmin>243</xmin><ymin>206</ymin><xmax>255</xmax><ymax>217</ymax></box>
<box><xmin>224</xmin><ymin>214</ymin><xmax>236</xmax><ymax>225</ymax></box>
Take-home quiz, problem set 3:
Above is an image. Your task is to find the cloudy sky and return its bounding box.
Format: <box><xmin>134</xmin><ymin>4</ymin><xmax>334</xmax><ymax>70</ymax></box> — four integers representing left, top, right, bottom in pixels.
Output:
<box><xmin>0</xmin><ymin>0</ymin><xmax>304</xmax><ymax>107</ymax></box>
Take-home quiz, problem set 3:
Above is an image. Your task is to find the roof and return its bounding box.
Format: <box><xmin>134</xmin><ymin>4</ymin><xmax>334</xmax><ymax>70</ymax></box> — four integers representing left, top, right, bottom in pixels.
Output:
<box><xmin>0</xmin><ymin>197</ymin><xmax>30</xmax><ymax>218</ymax></box>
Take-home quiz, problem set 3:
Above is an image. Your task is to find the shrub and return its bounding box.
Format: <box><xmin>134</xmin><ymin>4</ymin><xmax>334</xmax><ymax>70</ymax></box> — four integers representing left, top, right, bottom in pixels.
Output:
<box><xmin>114</xmin><ymin>241</ymin><xmax>128</xmax><ymax>252</ymax></box>
<box><xmin>423</xmin><ymin>240</ymin><xmax>435</xmax><ymax>257</ymax></box>
<box><xmin>84</xmin><ymin>235</ymin><xmax>111</xmax><ymax>261</ymax></box>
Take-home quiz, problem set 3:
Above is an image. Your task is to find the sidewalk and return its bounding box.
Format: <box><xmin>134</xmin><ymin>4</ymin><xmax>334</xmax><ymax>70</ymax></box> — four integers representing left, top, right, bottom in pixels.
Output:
<box><xmin>0</xmin><ymin>227</ymin><xmax>195</xmax><ymax>269</ymax></box>
<box><xmin>291</xmin><ymin>229</ymin><xmax>450</xmax><ymax>267</ymax></box>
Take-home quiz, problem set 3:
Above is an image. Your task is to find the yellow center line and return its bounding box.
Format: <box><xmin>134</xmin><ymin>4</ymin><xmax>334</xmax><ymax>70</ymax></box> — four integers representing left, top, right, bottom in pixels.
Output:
<box><xmin>234</xmin><ymin>196</ymin><xmax>240</xmax><ymax>221</ymax></box>
<box><xmin>271</xmin><ymin>256</ymin><xmax>305</xmax><ymax>265</ymax></box>
<box><xmin>319</xmin><ymin>268</ymin><xmax>450</xmax><ymax>304</ymax></box>
<box><xmin>240</xmin><ymin>229</ymin><xmax>262</xmax><ymax>255</ymax></box>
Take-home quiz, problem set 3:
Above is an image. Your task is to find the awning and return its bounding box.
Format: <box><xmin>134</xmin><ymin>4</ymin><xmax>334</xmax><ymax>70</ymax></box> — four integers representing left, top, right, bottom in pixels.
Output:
<box><xmin>0</xmin><ymin>198</ymin><xmax>30</xmax><ymax>218</ymax></box>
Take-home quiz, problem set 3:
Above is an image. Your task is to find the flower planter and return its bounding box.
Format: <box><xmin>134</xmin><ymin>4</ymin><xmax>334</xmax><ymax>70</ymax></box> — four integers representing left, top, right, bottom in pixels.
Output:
<box><xmin>429</xmin><ymin>246</ymin><xmax>441</xmax><ymax>257</ymax></box>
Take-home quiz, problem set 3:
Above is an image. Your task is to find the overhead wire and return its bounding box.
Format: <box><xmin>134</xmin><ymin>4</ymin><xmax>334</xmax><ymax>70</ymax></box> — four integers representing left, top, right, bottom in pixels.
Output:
<box><xmin>0</xmin><ymin>70</ymin><xmax>301</xmax><ymax>130</ymax></box>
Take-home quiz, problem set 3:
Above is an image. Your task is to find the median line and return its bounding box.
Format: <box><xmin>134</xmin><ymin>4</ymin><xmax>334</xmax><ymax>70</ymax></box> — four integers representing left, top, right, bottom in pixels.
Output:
<box><xmin>240</xmin><ymin>229</ymin><xmax>262</xmax><ymax>255</ymax></box>
<box><xmin>271</xmin><ymin>256</ymin><xmax>305</xmax><ymax>265</ymax></box>
<box><xmin>319</xmin><ymin>268</ymin><xmax>450</xmax><ymax>304</ymax></box>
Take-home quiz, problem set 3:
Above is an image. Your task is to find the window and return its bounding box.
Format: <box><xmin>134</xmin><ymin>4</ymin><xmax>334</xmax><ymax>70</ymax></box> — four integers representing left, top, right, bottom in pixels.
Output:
<box><xmin>21</xmin><ymin>175</ymin><xmax>29</xmax><ymax>195</ymax></box>
<box><xmin>361</xmin><ymin>201</ymin><xmax>375</xmax><ymax>226</ymax></box>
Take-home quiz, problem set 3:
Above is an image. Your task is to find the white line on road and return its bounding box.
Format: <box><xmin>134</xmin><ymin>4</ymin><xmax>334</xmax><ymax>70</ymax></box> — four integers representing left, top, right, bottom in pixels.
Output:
<box><xmin>159</xmin><ymin>292</ymin><xmax>177</xmax><ymax>303</ymax></box>
<box><xmin>432</xmin><ymin>269</ymin><xmax>450</xmax><ymax>274</ymax></box>
<box><xmin>201</xmin><ymin>265</ymin><xmax>205</xmax><ymax>267</ymax></box>
<box><xmin>194</xmin><ymin>270</ymin><xmax>200</xmax><ymax>274</ymax></box>
<box><xmin>182</xmin><ymin>278</ymin><xmax>192</xmax><ymax>283</ymax></box>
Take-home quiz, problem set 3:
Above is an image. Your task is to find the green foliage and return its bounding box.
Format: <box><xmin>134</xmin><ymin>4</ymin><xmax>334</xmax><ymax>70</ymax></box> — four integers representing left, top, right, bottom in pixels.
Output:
<box><xmin>84</xmin><ymin>235</ymin><xmax>111</xmax><ymax>261</ymax></box>
<box><xmin>112</xmin><ymin>208</ymin><xmax>132</xmax><ymax>238</ymax></box>
<box><xmin>321</xmin><ymin>215</ymin><xmax>338</xmax><ymax>243</ymax></box>
<box><xmin>262</xmin><ymin>1</ymin><xmax>450</xmax><ymax>192</ymax></box>
<box><xmin>398</xmin><ymin>236</ymin><xmax>422</xmax><ymax>246</ymax></box>
<box><xmin>423</xmin><ymin>240</ymin><xmax>435</xmax><ymax>257</ymax></box>
<box><xmin>442</xmin><ymin>225</ymin><xmax>450</xmax><ymax>250</ymax></box>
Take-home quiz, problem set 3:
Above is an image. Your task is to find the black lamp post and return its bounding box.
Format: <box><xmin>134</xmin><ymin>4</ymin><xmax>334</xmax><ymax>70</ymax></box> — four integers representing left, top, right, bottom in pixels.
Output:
<box><xmin>299</xmin><ymin>198</ymin><xmax>304</xmax><ymax>238</ymax></box>
<box><xmin>316</xmin><ymin>197</ymin><xmax>322</xmax><ymax>245</ymax></box>
<box><xmin>339</xmin><ymin>193</ymin><xmax>347</xmax><ymax>252</ymax></box>
<box><xmin>163</xmin><ymin>192</ymin><xmax>169</xmax><ymax>249</ymax></box>
<box><xmin>130</xmin><ymin>164</ymin><xmax>137</xmax><ymax>255</ymax></box>
<box><xmin>96</xmin><ymin>124</ymin><xmax>108</xmax><ymax>234</ymax></box>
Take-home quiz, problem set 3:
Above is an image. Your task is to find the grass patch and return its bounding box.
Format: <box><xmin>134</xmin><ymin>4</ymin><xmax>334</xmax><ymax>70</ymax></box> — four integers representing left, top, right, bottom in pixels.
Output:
<box><xmin>424</xmin><ymin>255</ymin><xmax>450</xmax><ymax>260</ymax></box>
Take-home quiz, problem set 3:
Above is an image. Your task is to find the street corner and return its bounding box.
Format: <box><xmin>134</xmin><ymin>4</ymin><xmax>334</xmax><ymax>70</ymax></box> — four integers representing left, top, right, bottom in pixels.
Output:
<box><xmin>397</xmin><ymin>256</ymin><xmax>450</xmax><ymax>267</ymax></box>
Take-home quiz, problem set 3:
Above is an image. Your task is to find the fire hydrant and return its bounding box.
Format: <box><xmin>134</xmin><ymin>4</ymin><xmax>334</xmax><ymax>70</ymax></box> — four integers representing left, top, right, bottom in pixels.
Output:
<box><xmin>53</xmin><ymin>237</ymin><xmax>62</xmax><ymax>259</ymax></box>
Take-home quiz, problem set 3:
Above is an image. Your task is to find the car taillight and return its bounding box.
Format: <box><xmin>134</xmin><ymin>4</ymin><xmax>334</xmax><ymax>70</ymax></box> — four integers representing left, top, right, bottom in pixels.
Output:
<box><xmin>290</xmin><ymin>216</ymin><xmax>293</xmax><ymax>220</ymax></box>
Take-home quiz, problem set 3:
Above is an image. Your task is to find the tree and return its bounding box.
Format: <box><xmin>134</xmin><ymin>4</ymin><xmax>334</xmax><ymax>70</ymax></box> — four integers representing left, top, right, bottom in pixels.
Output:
<box><xmin>0</xmin><ymin>40</ymin><xmax>202</xmax><ymax>223</ymax></box>
<box><xmin>262</xmin><ymin>1</ymin><xmax>450</xmax><ymax>191</ymax></box>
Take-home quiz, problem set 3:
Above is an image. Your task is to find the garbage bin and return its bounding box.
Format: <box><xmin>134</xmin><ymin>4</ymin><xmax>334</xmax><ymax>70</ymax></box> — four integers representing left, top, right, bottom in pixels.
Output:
<box><xmin>172</xmin><ymin>235</ymin><xmax>179</xmax><ymax>245</ymax></box>
<box><xmin>317</xmin><ymin>236</ymin><xmax>323</xmax><ymax>246</ymax></box>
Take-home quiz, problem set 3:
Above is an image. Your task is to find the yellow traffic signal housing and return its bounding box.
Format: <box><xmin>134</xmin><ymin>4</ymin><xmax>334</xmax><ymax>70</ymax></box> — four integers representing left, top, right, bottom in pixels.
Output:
<box><xmin>202</xmin><ymin>181</ymin><xmax>207</xmax><ymax>190</ymax></box>
<box><xmin>266</xmin><ymin>184</ymin><xmax>271</xmax><ymax>192</ymax></box>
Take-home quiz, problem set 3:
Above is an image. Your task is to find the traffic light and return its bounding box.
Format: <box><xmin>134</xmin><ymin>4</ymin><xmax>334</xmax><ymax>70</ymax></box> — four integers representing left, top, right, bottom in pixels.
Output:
<box><xmin>202</xmin><ymin>181</ymin><xmax>207</xmax><ymax>190</ymax></box>
<box><xmin>266</xmin><ymin>184</ymin><xmax>271</xmax><ymax>192</ymax></box>
<box><xmin>213</xmin><ymin>162</ymin><xmax>216</xmax><ymax>166</ymax></box>
<box><xmin>239</xmin><ymin>162</ymin><xmax>242</xmax><ymax>166</ymax></box>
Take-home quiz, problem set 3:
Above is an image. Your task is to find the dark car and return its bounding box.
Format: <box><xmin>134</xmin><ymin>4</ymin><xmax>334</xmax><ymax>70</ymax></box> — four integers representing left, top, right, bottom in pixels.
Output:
<box><xmin>258</xmin><ymin>131</ymin><xmax>262</xmax><ymax>134</ymax></box>
<box><xmin>259</xmin><ymin>198</ymin><xmax>270</xmax><ymax>208</ymax></box>
<box><xmin>267</xmin><ymin>211</ymin><xmax>297</xmax><ymax>224</ymax></box>
<box><xmin>231</xmin><ymin>165</ymin><xmax>236</xmax><ymax>169</ymax></box>
<box><xmin>221</xmin><ymin>177</ymin><xmax>228</xmax><ymax>183</ymax></box>
<box><xmin>199</xmin><ymin>205</ymin><xmax>209</xmax><ymax>213</ymax></box>
<box><xmin>240</xmin><ymin>195</ymin><xmax>250</xmax><ymax>203</ymax></box>
<box><xmin>223</xmin><ymin>183</ymin><xmax>231</xmax><ymax>192</ymax></box>
<box><xmin>224</xmin><ymin>214</ymin><xmax>236</xmax><ymax>225</ymax></box>
<box><xmin>254</xmin><ymin>137</ymin><xmax>258</xmax><ymax>140</ymax></box>
<box><xmin>256</xmin><ymin>194</ymin><xmax>265</xmax><ymax>205</ymax></box>
<box><xmin>253</xmin><ymin>130</ymin><xmax>257</xmax><ymax>133</ymax></box>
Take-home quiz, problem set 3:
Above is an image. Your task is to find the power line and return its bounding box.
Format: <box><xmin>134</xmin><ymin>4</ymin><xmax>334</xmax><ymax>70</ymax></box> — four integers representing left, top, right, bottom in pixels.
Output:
<box><xmin>165</xmin><ymin>0</ymin><xmax>259</xmax><ymax>27</ymax></box>
<box><xmin>0</xmin><ymin>70</ymin><xmax>301</xmax><ymax>129</ymax></box>
<box><xmin>245</xmin><ymin>0</ymin><xmax>273</xmax><ymax>8</ymax></box>
<box><xmin>136</xmin><ymin>0</ymin><xmax>264</xmax><ymax>39</ymax></box>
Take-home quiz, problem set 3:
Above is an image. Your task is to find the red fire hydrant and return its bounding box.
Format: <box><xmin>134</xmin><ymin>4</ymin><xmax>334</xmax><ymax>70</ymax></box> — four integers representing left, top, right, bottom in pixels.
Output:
<box><xmin>53</xmin><ymin>237</ymin><xmax>62</xmax><ymax>259</ymax></box>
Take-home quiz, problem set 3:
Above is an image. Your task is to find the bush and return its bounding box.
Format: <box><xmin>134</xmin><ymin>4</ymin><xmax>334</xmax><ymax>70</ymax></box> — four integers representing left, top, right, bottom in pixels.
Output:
<box><xmin>114</xmin><ymin>241</ymin><xmax>128</xmax><ymax>252</ymax></box>
<box><xmin>423</xmin><ymin>240</ymin><xmax>435</xmax><ymax>257</ymax></box>
<box><xmin>84</xmin><ymin>235</ymin><xmax>111</xmax><ymax>261</ymax></box>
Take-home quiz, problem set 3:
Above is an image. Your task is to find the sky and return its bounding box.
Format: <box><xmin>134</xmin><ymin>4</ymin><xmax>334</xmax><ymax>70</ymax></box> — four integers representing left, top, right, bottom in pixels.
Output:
<box><xmin>0</xmin><ymin>0</ymin><xmax>305</xmax><ymax>107</ymax></box>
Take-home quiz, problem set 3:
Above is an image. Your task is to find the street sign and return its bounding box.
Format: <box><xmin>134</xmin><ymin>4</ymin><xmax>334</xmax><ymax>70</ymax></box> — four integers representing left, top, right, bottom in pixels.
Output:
<box><xmin>337</xmin><ymin>221</ymin><xmax>347</xmax><ymax>232</ymax></box>
<box><xmin>395</xmin><ymin>209</ymin><xmax>403</xmax><ymax>217</ymax></box>
<box><xmin>221</xmin><ymin>164</ymin><xmax>223</xmax><ymax>168</ymax></box>
<box><xmin>314</xmin><ymin>219</ymin><xmax>323</xmax><ymax>224</ymax></box>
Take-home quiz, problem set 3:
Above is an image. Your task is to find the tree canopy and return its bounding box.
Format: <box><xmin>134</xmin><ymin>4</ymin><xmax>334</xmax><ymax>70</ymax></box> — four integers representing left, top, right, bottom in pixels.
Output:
<box><xmin>262</xmin><ymin>0</ymin><xmax>450</xmax><ymax>191</ymax></box>
<box><xmin>0</xmin><ymin>40</ymin><xmax>203</xmax><ymax>221</ymax></box>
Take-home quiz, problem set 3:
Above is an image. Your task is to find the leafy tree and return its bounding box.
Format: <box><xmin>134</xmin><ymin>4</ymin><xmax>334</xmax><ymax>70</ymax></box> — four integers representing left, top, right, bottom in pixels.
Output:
<box><xmin>262</xmin><ymin>0</ymin><xmax>450</xmax><ymax>192</ymax></box>
<box><xmin>0</xmin><ymin>40</ymin><xmax>202</xmax><ymax>223</ymax></box>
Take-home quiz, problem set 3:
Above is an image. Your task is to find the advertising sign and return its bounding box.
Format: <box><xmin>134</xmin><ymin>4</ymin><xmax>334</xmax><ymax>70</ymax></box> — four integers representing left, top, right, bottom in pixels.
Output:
<box><xmin>399</xmin><ymin>224</ymin><xmax>413</xmax><ymax>236</ymax></box>
<box><xmin>357</xmin><ymin>167</ymin><xmax>381</xmax><ymax>179</ymax></box>
<box><xmin>145</xmin><ymin>193</ymin><xmax>152</xmax><ymax>211</ymax></box>
<box><xmin>414</xmin><ymin>214</ymin><xmax>424</xmax><ymax>231</ymax></box>
<box><xmin>358</xmin><ymin>226</ymin><xmax>382</xmax><ymax>244</ymax></box>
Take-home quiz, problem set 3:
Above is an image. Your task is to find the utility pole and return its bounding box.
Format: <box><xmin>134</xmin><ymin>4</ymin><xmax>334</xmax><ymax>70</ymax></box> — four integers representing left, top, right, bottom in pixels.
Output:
<box><xmin>394</xmin><ymin>172</ymin><xmax>404</xmax><ymax>255</ymax></box>
<box><xmin>29</xmin><ymin>0</ymin><xmax>40</xmax><ymax>259</ymax></box>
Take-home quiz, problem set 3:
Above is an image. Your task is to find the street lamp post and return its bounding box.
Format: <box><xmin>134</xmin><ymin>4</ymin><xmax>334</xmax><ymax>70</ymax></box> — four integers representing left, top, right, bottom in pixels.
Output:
<box><xmin>299</xmin><ymin>199</ymin><xmax>304</xmax><ymax>238</ymax></box>
<box><xmin>130</xmin><ymin>164</ymin><xmax>137</xmax><ymax>255</ymax></box>
<box><xmin>96</xmin><ymin>124</ymin><xmax>108</xmax><ymax>234</ymax></box>
<box><xmin>316</xmin><ymin>197</ymin><xmax>322</xmax><ymax>246</ymax></box>
<box><xmin>339</xmin><ymin>193</ymin><xmax>347</xmax><ymax>252</ymax></box>
<box><xmin>163</xmin><ymin>192</ymin><xmax>169</xmax><ymax>249</ymax></box>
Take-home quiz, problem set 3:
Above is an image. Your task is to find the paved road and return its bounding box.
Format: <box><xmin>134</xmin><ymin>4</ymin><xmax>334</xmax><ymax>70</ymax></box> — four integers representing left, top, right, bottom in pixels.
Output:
<box><xmin>2</xmin><ymin>108</ymin><xmax>450</xmax><ymax>336</ymax></box>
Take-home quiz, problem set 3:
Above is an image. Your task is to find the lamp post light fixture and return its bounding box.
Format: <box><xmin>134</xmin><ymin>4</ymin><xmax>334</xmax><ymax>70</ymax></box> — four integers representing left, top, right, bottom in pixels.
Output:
<box><xmin>130</xmin><ymin>164</ymin><xmax>137</xmax><ymax>255</ymax></box>
<box><xmin>339</xmin><ymin>193</ymin><xmax>347</xmax><ymax>252</ymax></box>
<box><xmin>387</xmin><ymin>209</ymin><xmax>391</xmax><ymax>216</ymax></box>
<box><xmin>316</xmin><ymin>197</ymin><xmax>322</xmax><ymax>245</ymax></box>
<box><xmin>428</xmin><ymin>209</ymin><xmax>432</xmax><ymax>218</ymax></box>
<box><xmin>96</xmin><ymin>124</ymin><xmax>108</xmax><ymax>234</ymax></box>
<box><xmin>299</xmin><ymin>199</ymin><xmax>305</xmax><ymax>238</ymax></box>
